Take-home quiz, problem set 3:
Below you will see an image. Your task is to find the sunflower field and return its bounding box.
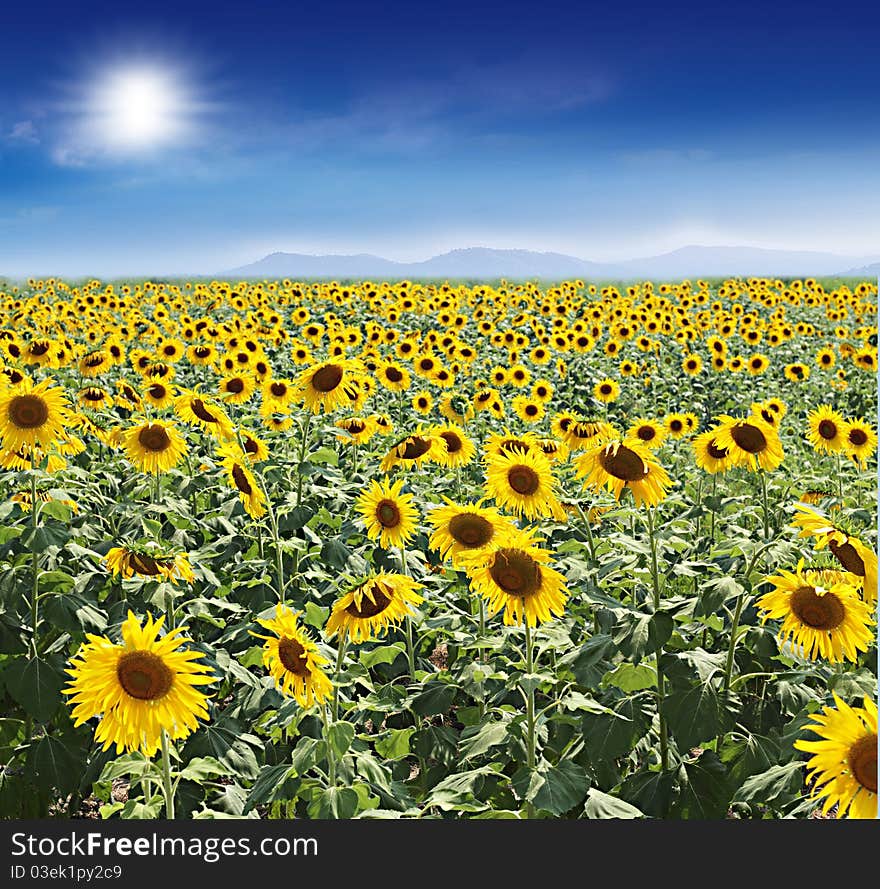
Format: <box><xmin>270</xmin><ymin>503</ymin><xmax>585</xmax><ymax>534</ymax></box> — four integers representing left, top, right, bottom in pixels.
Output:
<box><xmin>0</xmin><ymin>275</ymin><xmax>876</xmax><ymax>821</ymax></box>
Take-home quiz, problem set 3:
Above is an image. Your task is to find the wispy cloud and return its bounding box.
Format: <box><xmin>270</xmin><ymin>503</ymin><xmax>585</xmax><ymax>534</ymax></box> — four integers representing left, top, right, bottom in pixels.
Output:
<box><xmin>6</xmin><ymin>120</ymin><xmax>40</xmax><ymax>144</ymax></box>
<box><xmin>0</xmin><ymin>205</ymin><xmax>60</xmax><ymax>225</ymax></box>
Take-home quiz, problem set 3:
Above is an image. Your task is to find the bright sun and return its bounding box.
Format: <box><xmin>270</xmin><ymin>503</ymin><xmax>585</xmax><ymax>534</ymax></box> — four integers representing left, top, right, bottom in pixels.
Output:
<box><xmin>88</xmin><ymin>65</ymin><xmax>191</xmax><ymax>153</ymax></box>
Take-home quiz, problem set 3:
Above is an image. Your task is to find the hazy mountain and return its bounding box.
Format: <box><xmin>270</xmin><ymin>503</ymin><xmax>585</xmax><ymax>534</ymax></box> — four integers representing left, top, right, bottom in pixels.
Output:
<box><xmin>837</xmin><ymin>261</ymin><xmax>880</xmax><ymax>278</ymax></box>
<box><xmin>226</xmin><ymin>245</ymin><xmax>880</xmax><ymax>281</ymax></box>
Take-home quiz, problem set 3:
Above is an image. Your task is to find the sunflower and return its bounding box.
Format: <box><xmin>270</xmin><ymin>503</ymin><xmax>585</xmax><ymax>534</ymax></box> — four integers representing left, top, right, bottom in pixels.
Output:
<box><xmin>240</xmin><ymin>429</ymin><xmax>271</xmax><ymax>462</ymax></box>
<box><xmin>562</xmin><ymin>419</ymin><xmax>615</xmax><ymax>452</ymax></box>
<box><xmin>376</xmin><ymin>360</ymin><xmax>411</xmax><ymax>392</ymax></box>
<box><xmin>535</xmin><ymin>436</ymin><xmax>569</xmax><ymax>463</ymax></box>
<box><xmin>431</xmin><ymin>423</ymin><xmax>476</xmax><ymax>468</ymax></box>
<box><xmin>294</xmin><ymin>358</ymin><xmax>365</xmax><ymax>414</ymax></box>
<box><xmin>485</xmin><ymin>447</ymin><xmax>566</xmax><ymax>521</ymax></box>
<box><xmin>105</xmin><ymin>546</ymin><xmax>195</xmax><ymax>584</ymax></box>
<box><xmin>412</xmin><ymin>390</ymin><xmax>433</xmax><ymax>415</ymax></box>
<box><xmin>784</xmin><ymin>363</ymin><xmax>810</xmax><ymax>382</ymax></box>
<box><xmin>187</xmin><ymin>343</ymin><xmax>218</xmax><ymax>366</ymax></box>
<box><xmin>806</xmin><ymin>405</ymin><xmax>847</xmax><ymax>454</ymax></box>
<box><xmin>251</xmin><ymin>605</ymin><xmax>333</xmax><ymax>708</ymax></box>
<box><xmin>682</xmin><ymin>354</ymin><xmax>703</xmax><ymax>375</ymax></box>
<box><xmin>63</xmin><ymin>611</ymin><xmax>215</xmax><ymax>756</ymax></box>
<box><xmin>593</xmin><ymin>378</ymin><xmax>619</xmax><ymax>404</ymax></box>
<box><xmin>220</xmin><ymin>447</ymin><xmax>267</xmax><ymax>518</ymax></box>
<box><xmin>664</xmin><ymin>413</ymin><xmax>689</xmax><ymax>439</ymax></box>
<box><xmin>576</xmin><ymin>437</ymin><xmax>671</xmax><ymax>508</ymax></box>
<box><xmin>757</xmin><ymin>563</ymin><xmax>874</xmax><ymax>663</ymax></box>
<box><xmin>79</xmin><ymin>350</ymin><xmax>111</xmax><ymax>378</ymax></box>
<box><xmin>791</xmin><ymin>505</ymin><xmax>878</xmax><ymax>605</ymax></box>
<box><xmin>439</xmin><ymin>393</ymin><xmax>474</xmax><ymax>425</ymax></box>
<box><xmin>263</xmin><ymin>412</ymin><xmax>294</xmax><ymax>433</ymax></box>
<box><xmin>324</xmin><ymin>573</ymin><xmax>424</xmax><ymax>644</ymax></box>
<box><xmin>794</xmin><ymin>694</ymin><xmax>877</xmax><ymax>819</ymax></box>
<box><xmin>844</xmin><ymin>418</ymin><xmax>877</xmax><ymax>466</ymax></box>
<box><xmin>693</xmin><ymin>429</ymin><xmax>731</xmax><ymax>474</ymax></box>
<box><xmin>335</xmin><ymin>416</ymin><xmax>376</xmax><ymax>445</ymax></box>
<box><xmin>379</xmin><ymin>429</ymin><xmax>442</xmax><ymax>472</ymax></box>
<box><xmin>627</xmin><ymin>417</ymin><xmax>666</xmax><ymax>450</ymax></box>
<box><xmin>78</xmin><ymin>386</ymin><xmax>113</xmax><ymax>409</ymax></box>
<box><xmin>122</xmin><ymin>421</ymin><xmax>187</xmax><ymax>474</ymax></box>
<box><xmin>464</xmin><ymin>528</ymin><xmax>568</xmax><ymax>627</ymax></box>
<box><xmin>355</xmin><ymin>476</ymin><xmax>418</xmax><ymax>548</ymax></box>
<box><xmin>746</xmin><ymin>353</ymin><xmax>770</xmax><ymax>375</ymax></box>
<box><xmin>143</xmin><ymin>382</ymin><xmax>175</xmax><ymax>410</ymax></box>
<box><xmin>262</xmin><ymin>378</ymin><xmax>295</xmax><ymax>410</ymax></box>
<box><xmin>174</xmin><ymin>391</ymin><xmax>235</xmax><ymax>440</ymax></box>
<box><xmin>218</xmin><ymin>373</ymin><xmax>256</xmax><ymax>405</ymax></box>
<box><xmin>713</xmin><ymin>414</ymin><xmax>784</xmax><ymax>471</ymax></box>
<box><xmin>550</xmin><ymin>411</ymin><xmax>578</xmax><ymax>440</ymax></box>
<box><xmin>116</xmin><ymin>380</ymin><xmax>143</xmax><ymax>410</ymax></box>
<box><xmin>0</xmin><ymin>379</ymin><xmax>70</xmax><ymax>452</ymax></box>
<box><xmin>427</xmin><ymin>499</ymin><xmax>517</xmax><ymax>567</ymax></box>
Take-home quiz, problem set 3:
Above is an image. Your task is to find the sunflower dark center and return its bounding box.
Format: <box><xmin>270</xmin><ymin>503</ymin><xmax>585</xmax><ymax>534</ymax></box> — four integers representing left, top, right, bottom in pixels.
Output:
<box><xmin>231</xmin><ymin>464</ymin><xmax>253</xmax><ymax>495</ymax></box>
<box><xmin>9</xmin><ymin>394</ymin><xmax>49</xmax><ymax>429</ymax></box>
<box><xmin>84</xmin><ymin>353</ymin><xmax>104</xmax><ymax>367</ymax></box>
<box><xmin>194</xmin><ymin>347</ymin><xmax>211</xmax><ymax>357</ymax></box>
<box><xmin>670</xmin><ymin>420</ymin><xmax>683</xmax><ymax>432</ymax></box>
<box><xmin>600</xmin><ymin>384</ymin><xmax>612</xmax><ymax>395</ymax></box>
<box><xmin>848</xmin><ymin>734</ymin><xmax>878</xmax><ymax>793</ymax></box>
<box><xmin>346</xmin><ymin>585</ymin><xmax>392</xmax><ymax>618</ymax></box>
<box><xmin>637</xmin><ymin>425</ymin><xmax>656</xmax><ymax>441</ymax></box>
<box><xmin>828</xmin><ymin>540</ymin><xmax>865</xmax><ymax>577</ymax></box>
<box><xmin>489</xmin><ymin>548</ymin><xmax>542</xmax><ymax>598</ymax></box>
<box><xmin>849</xmin><ymin>428</ymin><xmax>868</xmax><ymax>446</ymax></box>
<box><xmin>147</xmin><ymin>384</ymin><xmax>167</xmax><ymax>399</ymax></box>
<box><xmin>244</xmin><ymin>437</ymin><xmax>259</xmax><ymax>454</ymax></box>
<box><xmin>347</xmin><ymin>420</ymin><xmax>366</xmax><ymax>433</ymax></box>
<box><xmin>508</xmin><ymin>465</ymin><xmax>540</xmax><ymax>495</ymax></box>
<box><xmin>190</xmin><ymin>398</ymin><xmax>219</xmax><ymax>423</ymax></box>
<box><xmin>83</xmin><ymin>389</ymin><xmax>105</xmax><ymax>401</ymax></box>
<box><xmin>163</xmin><ymin>345</ymin><xmax>176</xmax><ymax>356</ymax></box>
<box><xmin>600</xmin><ymin>445</ymin><xmax>647</xmax><ymax>482</ymax></box>
<box><xmin>277</xmin><ymin>637</ymin><xmax>310</xmax><ymax>677</ymax></box>
<box><xmin>312</xmin><ymin>364</ymin><xmax>344</xmax><ymax>392</ymax></box>
<box><xmin>128</xmin><ymin>553</ymin><xmax>162</xmax><ymax>576</ymax></box>
<box><xmin>448</xmin><ymin>513</ymin><xmax>493</xmax><ymax>547</ymax></box>
<box><xmin>385</xmin><ymin>367</ymin><xmax>403</xmax><ymax>383</ymax></box>
<box><xmin>376</xmin><ymin>499</ymin><xmax>401</xmax><ymax>528</ymax></box>
<box><xmin>707</xmin><ymin>440</ymin><xmax>729</xmax><ymax>460</ymax></box>
<box><xmin>731</xmin><ymin>423</ymin><xmax>766</xmax><ymax>453</ymax></box>
<box><xmin>400</xmin><ymin>437</ymin><xmax>431</xmax><ymax>460</ymax></box>
<box><xmin>270</xmin><ymin>382</ymin><xmax>287</xmax><ymax>397</ymax></box>
<box><xmin>525</xmin><ymin>405</ymin><xmax>539</xmax><ymax>416</ymax></box>
<box><xmin>789</xmin><ymin>585</ymin><xmax>845</xmax><ymax>630</ymax></box>
<box><xmin>225</xmin><ymin>378</ymin><xmax>245</xmax><ymax>394</ymax></box>
<box><xmin>440</xmin><ymin>431</ymin><xmax>463</xmax><ymax>453</ymax></box>
<box><xmin>818</xmin><ymin>419</ymin><xmax>838</xmax><ymax>440</ymax></box>
<box><xmin>30</xmin><ymin>342</ymin><xmax>50</xmax><ymax>356</ymax></box>
<box><xmin>117</xmin><ymin>651</ymin><xmax>174</xmax><ymax>701</ymax></box>
<box><xmin>137</xmin><ymin>424</ymin><xmax>171</xmax><ymax>452</ymax></box>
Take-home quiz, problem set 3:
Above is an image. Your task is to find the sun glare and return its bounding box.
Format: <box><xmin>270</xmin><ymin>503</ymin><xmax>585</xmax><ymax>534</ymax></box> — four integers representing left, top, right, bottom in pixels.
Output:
<box><xmin>86</xmin><ymin>64</ymin><xmax>193</xmax><ymax>153</ymax></box>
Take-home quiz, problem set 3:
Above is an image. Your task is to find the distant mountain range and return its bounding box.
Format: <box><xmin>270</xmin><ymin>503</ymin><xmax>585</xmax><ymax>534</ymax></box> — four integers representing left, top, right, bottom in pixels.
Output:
<box><xmin>225</xmin><ymin>245</ymin><xmax>880</xmax><ymax>281</ymax></box>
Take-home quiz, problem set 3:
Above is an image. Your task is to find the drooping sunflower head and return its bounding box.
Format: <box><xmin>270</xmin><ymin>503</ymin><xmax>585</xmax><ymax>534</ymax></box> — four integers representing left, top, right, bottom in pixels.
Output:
<box><xmin>757</xmin><ymin>562</ymin><xmax>875</xmax><ymax>663</ymax></box>
<box><xmin>431</xmin><ymin>423</ymin><xmax>476</xmax><ymax>468</ymax></box>
<box><xmin>427</xmin><ymin>499</ymin><xmax>517</xmax><ymax>567</ymax></box>
<box><xmin>173</xmin><ymin>390</ymin><xmax>234</xmax><ymax>440</ymax></box>
<box><xmin>355</xmin><ymin>476</ymin><xmax>419</xmax><ymax>548</ymax></box>
<box><xmin>324</xmin><ymin>573</ymin><xmax>424</xmax><ymax>644</ymax></box>
<box><xmin>794</xmin><ymin>694</ymin><xmax>877</xmax><ymax>819</ymax></box>
<box><xmin>575</xmin><ymin>437</ymin><xmax>671</xmax><ymax>508</ymax></box>
<box><xmin>251</xmin><ymin>605</ymin><xmax>333</xmax><ymax>708</ymax></box>
<box><xmin>485</xmin><ymin>446</ymin><xmax>566</xmax><ymax>521</ymax></box>
<box><xmin>63</xmin><ymin>610</ymin><xmax>215</xmax><ymax>756</ymax></box>
<box><xmin>562</xmin><ymin>419</ymin><xmax>616</xmax><ymax>452</ymax></box>
<box><xmin>379</xmin><ymin>429</ymin><xmax>442</xmax><ymax>472</ymax></box>
<box><xmin>105</xmin><ymin>545</ymin><xmax>195</xmax><ymax>585</ymax></box>
<box><xmin>692</xmin><ymin>428</ymin><xmax>731</xmax><ymax>474</ymax></box>
<box><xmin>219</xmin><ymin>445</ymin><xmax>267</xmax><ymax>518</ymax></box>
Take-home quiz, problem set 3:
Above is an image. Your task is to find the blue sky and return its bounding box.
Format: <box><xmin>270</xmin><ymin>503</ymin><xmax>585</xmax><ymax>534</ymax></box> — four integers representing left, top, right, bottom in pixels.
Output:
<box><xmin>0</xmin><ymin>0</ymin><xmax>877</xmax><ymax>276</ymax></box>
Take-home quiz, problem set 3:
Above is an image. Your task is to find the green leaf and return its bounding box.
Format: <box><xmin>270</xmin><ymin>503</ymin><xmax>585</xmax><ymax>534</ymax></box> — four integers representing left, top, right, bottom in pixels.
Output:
<box><xmin>291</xmin><ymin>737</ymin><xmax>325</xmax><ymax>775</ymax></box>
<box><xmin>732</xmin><ymin>762</ymin><xmax>804</xmax><ymax>808</ymax></box>
<box><xmin>303</xmin><ymin>601</ymin><xmax>330</xmax><ymax>630</ymax></box>
<box><xmin>615</xmin><ymin>610</ymin><xmax>673</xmax><ymax>662</ymax></box>
<box><xmin>582</xmin><ymin>696</ymin><xmax>646</xmax><ymax>762</ymax></box>
<box><xmin>374</xmin><ymin>727</ymin><xmax>415</xmax><ymax>760</ymax></box>
<box><xmin>308</xmin><ymin>447</ymin><xmax>339</xmax><ymax>466</ymax></box>
<box><xmin>425</xmin><ymin>767</ymin><xmax>494</xmax><ymax>812</ymax></box>
<box><xmin>583</xmin><ymin>788</ymin><xmax>644</xmax><ymax>819</ymax></box>
<box><xmin>360</xmin><ymin>643</ymin><xmax>406</xmax><ymax>668</ymax></box>
<box><xmin>28</xmin><ymin>735</ymin><xmax>86</xmax><ymax>795</ymax></box>
<box><xmin>308</xmin><ymin>786</ymin><xmax>358</xmax><ymax>819</ymax></box>
<box><xmin>460</xmin><ymin>719</ymin><xmax>509</xmax><ymax>761</ymax></box>
<box><xmin>410</xmin><ymin>681</ymin><xmax>458</xmax><ymax>716</ymax></box>
<box><xmin>4</xmin><ymin>656</ymin><xmax>64</xmax><ymax>722</ymax></box>
<box><xmin>675</xmin><ymin>751</ymin><xmax>733</xmax><ymax>819</ymax></box>
<box><xmin>604</xmin><ymin>663</ymin><xmax>656</xmax><ymax>692</ymax></box>
<box><xmin>182</xmin><ymin>718</ymin><xmax>261</xmax><ymax>781</ymax></box>
<box><xmin>531</xmin><ymin>760</ymin><xmax>588</xmax><ymax>816</ymax></box>
<box><xmin>40</xmin><ymin>501</ymin><xmax>72</xmax><ymax>522</ymax></box>
<box><xmin>320</xmin><ymin>539</ymin><xmax>351</xmax><ymax>569</ymax></box>
<box><xmin>177</xmin><ymin>757</ymin><xmax>230</xmax><ymax>782</ymax></box>
<box><xmin>327</xmin><ymin>721</ymin><xmax>356</xmax><ymax>759</ymax></box>
<box><xmin>243</xmin><ymin>764</ymin><xmax>297</xmax><ymax>812</ymax></box>
<box><xmin>619</xmin><ymin>769</ymin><xmax>677</xmax><ymax>818</ymax></box>
<box><xmin>662</xmin><ymin>682</ymin><xmax>728</xmax><ymax>750</ymax></box>
<box><xmin>568</xmin><ymin>634</ymin><xmax>617</xmax><ymax>688</ymax></box>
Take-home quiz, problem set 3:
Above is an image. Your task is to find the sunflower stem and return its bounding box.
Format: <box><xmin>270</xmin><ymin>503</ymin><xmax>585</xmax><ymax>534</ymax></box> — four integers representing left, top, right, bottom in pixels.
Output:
<box><xmin>29</xmin><ymin>451</ymin><xmax>40</xmax><ymax>659</ymax></box>
<box><xmin>296</xmin><ymin>412</ymin><xmax>313</xmax><ymax>507</ymax></box>
<box><xmin>160</xmin><ymin>730</ymin><xmax>175</xmax><ymax>819</ymax></box>
<box><xmin>523</xmin><ymin>617</ymin><xmax>537</xmax><ymax>819</ymax></box>
<box><xmin>399</xmin><ymin>545</ymin><xmax>417</xmax><ymax>677</ymax></box>
<box><xmin>263</xmin><ymin>495</ymin><xmax>286</xmax><ymax>605</ymax></box>
<box><xmin>835</xmin><ymin>452</ymin><xmax>843</xmax><ymax>502</ymax></box>
<box><xmin>327</xmin><ymin>632</ymin><xmax>348</xmax><ymax>787</ymax></box>
<box><xmin>710</xmin><ymin>473</ymin><xmax>717</xmax><ymax>540</ymax></box>
<box><xmin>646</xmin><ymin>508</ymin><xmax>669</xmax><ymax>771</ymax></box>
<box><xmin>722</xmin><ymin>591</ymin><xmax>746</xmax><ymax>700</ymax></box>
<box><xmin>759</xmin><ymin>470</ymin><xmax>770</xmax><ymax>540</ymax></box>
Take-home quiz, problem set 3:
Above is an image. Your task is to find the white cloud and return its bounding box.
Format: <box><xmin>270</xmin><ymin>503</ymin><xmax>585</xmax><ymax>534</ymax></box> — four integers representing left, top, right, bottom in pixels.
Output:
<box><xmin>7</xmin><ymin>120</ymin><xmax>39</xmax><ymax>144</ymax></box>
